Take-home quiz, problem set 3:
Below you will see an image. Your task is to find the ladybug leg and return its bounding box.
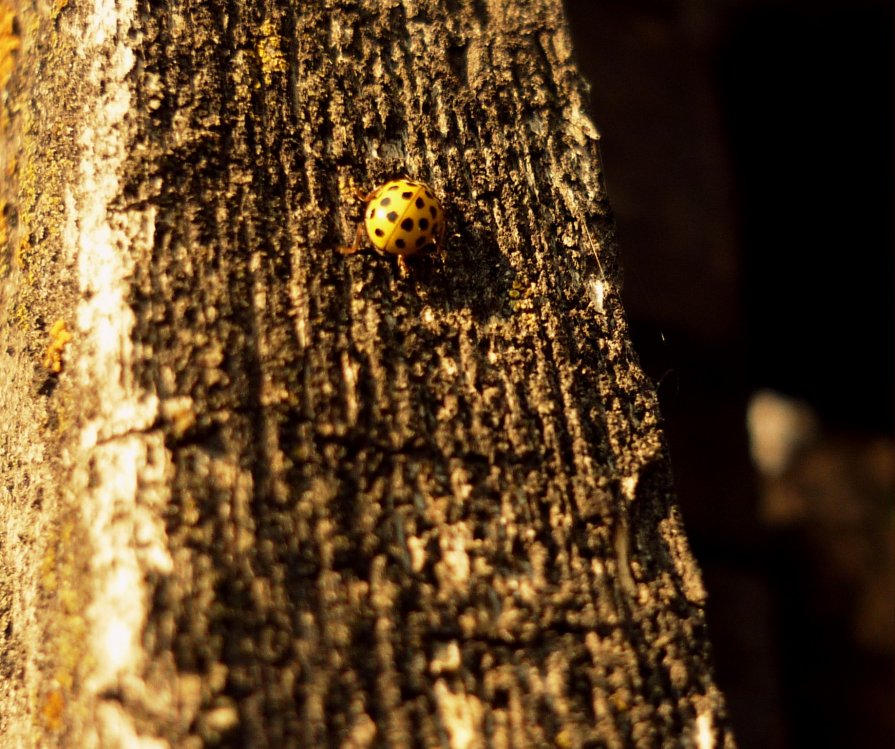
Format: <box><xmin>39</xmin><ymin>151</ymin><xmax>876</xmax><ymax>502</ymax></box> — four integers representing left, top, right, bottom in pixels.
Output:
<box><xmin>338</xmin><ymin>222</ymin><xmax>366</xmax><ymax>256</ymax></box>
<box><xmin>397</xmin><ymin>255</ymin><xmax>411</xmax><ymax>276</ymax></box>
<box><xmin>339</xmin><ymin>175</ymin><xmax>371</xmax><ymax>201</ymax></box>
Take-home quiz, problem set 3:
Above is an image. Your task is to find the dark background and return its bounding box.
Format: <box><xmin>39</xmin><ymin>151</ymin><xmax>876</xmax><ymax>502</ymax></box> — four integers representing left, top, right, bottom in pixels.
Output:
<box><xmin>564</xmin><ymin>1</ymin><xmax>893</xmax><ymax>747</ymax></box>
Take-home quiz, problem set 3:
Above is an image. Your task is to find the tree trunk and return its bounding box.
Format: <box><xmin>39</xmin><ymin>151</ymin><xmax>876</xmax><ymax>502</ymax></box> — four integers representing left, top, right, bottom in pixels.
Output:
<box><xmin>0</xmin><ymin>1</ymin><xmax>736</xmax><ymax>747</ymax></box>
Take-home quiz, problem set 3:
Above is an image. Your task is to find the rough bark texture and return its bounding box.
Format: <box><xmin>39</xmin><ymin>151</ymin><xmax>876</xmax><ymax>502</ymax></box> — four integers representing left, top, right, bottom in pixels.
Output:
<box><xmin>0</xmin><ymin>1</ymin><xmax>735</xmax><ymax>747</ymax></box>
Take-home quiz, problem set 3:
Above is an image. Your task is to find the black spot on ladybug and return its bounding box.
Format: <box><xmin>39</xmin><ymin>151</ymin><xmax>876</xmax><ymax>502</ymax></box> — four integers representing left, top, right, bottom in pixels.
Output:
<box><xmin>430</xmin><ymin>206</ymin><xmax>438</xmax><ymax>217</ymax></box>
<box><xmin>418</xmin><ymin>218</ymin><xmax>429</xmax><ymax>230</ymax></box>
<box><xmin>395</xmin><ymin>238</ymin><xmax>406</xmax><ymax>249</ymax></box>
<box><xmin>401</xmin><ymin>191</ymin><xmax>413</xmax><ymax>199</ymax></box>
<box><xmin>424</xmin><ymin>190</ymin><xmax>433</xmax><ymax>198</ymax></box>
<box><xmin>406</xmin><ymin>180</ymin><xmax>419</xmax><ymax>186</ymax></box>
<box><xmin>369</xmin><ymin>208</ymin><xmax>375</xmax><ymax>218</ymax></box>
<box><xmin>388</xmin><ymin>184</ymin><xmax>400</xmax><ymax>191</ymax></box>
<box><xmin>386</xmin><ymin>211</ymin><xmax>399</xmax><ymax>223</ymax></box>
<box><xmin>380</xmin><ymin>197</ymin><xmax>391</xmax><ymax>207</ymax></box>
<box><xmin>415</xmin><ymin>197</ymin><xmax>424</xmax><ymax>209</ymax></box>
<box><xmin>400</xmin><ymin>218</ymin><xmax>414</xmax><ymax>231</ymax></box>
<box><xmin>415</xmin><ymin>236</ymin><xmax>427</xmax><ymax>248</ymax></box>
<box><xmin>374</xmin><ymin>228</ymin><xmax>385</xmax><ymax>237</ymax></box>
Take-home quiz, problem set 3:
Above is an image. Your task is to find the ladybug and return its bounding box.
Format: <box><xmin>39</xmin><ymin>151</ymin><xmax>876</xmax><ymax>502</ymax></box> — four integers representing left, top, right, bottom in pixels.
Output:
<box><xmin>339</xmin><ymin>178</ymin><xmax>445</xmax><ymax>273</ymax></box>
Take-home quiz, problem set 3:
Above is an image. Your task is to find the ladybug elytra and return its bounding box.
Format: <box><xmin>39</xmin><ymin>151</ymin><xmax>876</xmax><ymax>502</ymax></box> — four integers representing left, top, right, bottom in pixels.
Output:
<box><xmin>339</xmin><ymin>178</ymin><xmax>445</xmax><ymax>273</ymax></box>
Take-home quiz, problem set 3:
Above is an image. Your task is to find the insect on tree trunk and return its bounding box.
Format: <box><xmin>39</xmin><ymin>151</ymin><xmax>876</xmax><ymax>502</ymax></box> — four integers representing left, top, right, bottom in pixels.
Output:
<box><xmin>0</xmin><ymin>1</ymin><xmax>737</xmax><ymax>747</ymax></box>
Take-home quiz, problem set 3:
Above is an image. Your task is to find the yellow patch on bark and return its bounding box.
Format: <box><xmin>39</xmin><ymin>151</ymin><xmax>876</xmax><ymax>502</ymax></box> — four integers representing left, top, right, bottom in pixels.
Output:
<box><xmin>0</xmin><ymin>3</ymin><xmax>18</xmax><ymax>93</ymax></box>
<box><xmin>43</xmin><ymin>319</ymin><xmax>73</xmax><ymax>373</ymax></box>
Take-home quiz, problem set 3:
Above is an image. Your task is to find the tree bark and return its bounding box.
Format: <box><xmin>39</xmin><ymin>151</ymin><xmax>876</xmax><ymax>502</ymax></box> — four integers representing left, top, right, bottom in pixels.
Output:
<box><xmin>0</xmin><ymin>1</ymin><xmax>736</xmax><ymax>747</ymax></box>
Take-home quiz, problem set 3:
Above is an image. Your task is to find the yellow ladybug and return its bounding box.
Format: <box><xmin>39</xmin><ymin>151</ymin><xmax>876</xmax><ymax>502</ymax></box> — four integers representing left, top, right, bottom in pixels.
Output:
<box><xmin>339</xmin><ymin>178</ymin><xmax>445</xmax><ymax>273</ymax></box>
